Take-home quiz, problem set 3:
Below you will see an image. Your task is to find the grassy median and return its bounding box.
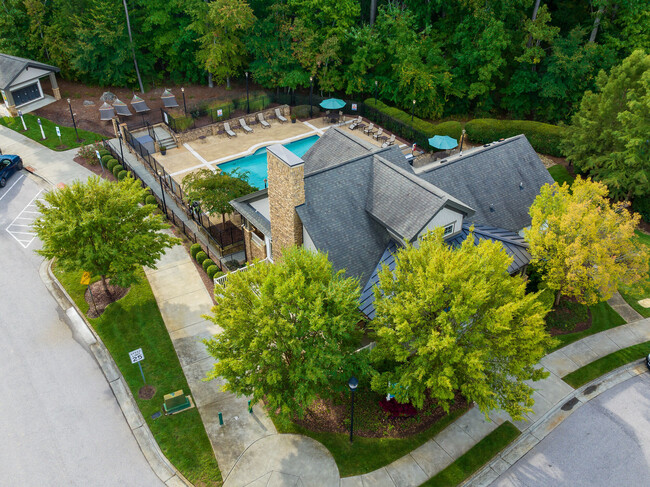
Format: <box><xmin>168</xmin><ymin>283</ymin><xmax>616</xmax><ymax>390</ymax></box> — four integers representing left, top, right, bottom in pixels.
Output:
<box><xmin>53</xmin><ymin>264</ymin><xmax>222</xmax><ymax>486</ymax></box>
<box><xmin>0</xmin><ymin>113</ymin><xmax>103</xmax><ymax>150</ymax></box>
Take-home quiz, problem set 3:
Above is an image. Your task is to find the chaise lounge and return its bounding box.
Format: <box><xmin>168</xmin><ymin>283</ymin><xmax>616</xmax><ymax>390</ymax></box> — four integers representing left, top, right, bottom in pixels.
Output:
<box><xmin>275</xmin><ymin>108</ymin><xmax>288</xmax><ymax>123</ymax></box>
<box><xmin>258</xmin><ymin>113</ymin><xmax>271</xmax><ymax>128</ymax></box>
<box><xmin>239</xmin><ymin>118</ymin><xmax>254</xmax><ymax>133</ymax></box>
<box><xmin>224</xmin><ymin>122</ymin><xmax>237</xmax><ymax>138</ymax></box>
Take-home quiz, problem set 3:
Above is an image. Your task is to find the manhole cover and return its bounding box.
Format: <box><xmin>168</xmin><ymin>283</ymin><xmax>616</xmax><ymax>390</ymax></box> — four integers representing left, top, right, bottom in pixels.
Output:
<box><xmin>584</xmin><ymin>384</ymin><xmax>599</xmax><ymax>395</ymax></box>
<box><xmin>561</xmin><ymin>397</ymin><xmax>580</xmax><ymax>411</ymax></box>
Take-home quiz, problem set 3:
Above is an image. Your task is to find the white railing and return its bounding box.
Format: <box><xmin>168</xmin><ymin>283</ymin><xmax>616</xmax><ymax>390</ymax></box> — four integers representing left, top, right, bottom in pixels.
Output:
<box><xmin>214</xmin><ymin>258</ymin><xmax>269</xmax><ymax>288</ymax></box>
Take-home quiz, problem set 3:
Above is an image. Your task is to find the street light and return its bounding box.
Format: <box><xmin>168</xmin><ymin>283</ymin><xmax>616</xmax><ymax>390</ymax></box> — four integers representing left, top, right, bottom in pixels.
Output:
<box><xmin>411</xmin><ymin>99</ymin><xmax>415</xmax><ymax>124</ymax></box>
<box><xmin>67</xmin><ymin>98</ymin><xmax>80</xmax><ymax>142</ymax></box>
<box><xmin>245</xmin><ymin>72</ymin><xmax>250</xmax><ymax>114</ymax></box>
<box><xmin>348</xmin><ymin>376</ymin><xmax>358</xmax><ymax>443</ymax></box>
<box><xmin>181</xmin><ymin>87</ymin><xmax>187</xmax><ymax>115</ymax></box>
<box><xmin>374</xmin><ymin>80</ymin><xmax>378</xmax><ymax>105</ymax></box>
<box><xmin>459</xmin><ymin>128</ymin><xmax>466</xmax><ymax>154</ymax></box>
<box><xmin>309</xmin><ymin>76</ymin><xmax>313</xmax><ymax>118</ymax></box>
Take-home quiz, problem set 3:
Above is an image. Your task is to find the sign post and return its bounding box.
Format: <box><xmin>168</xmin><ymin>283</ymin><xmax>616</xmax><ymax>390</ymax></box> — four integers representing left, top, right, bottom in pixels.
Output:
<box><xmin>80</xmin><ymin>271</ymin><xmax>97</xmax><ymax>312</ymax></box>
<box><xmin>37</xmin><ymin>118</ymin><xmax>46</xmax><ymax>140</ymax></box>
<box><xmin>55</xmin><ymin>126</ymin><xmax>62</xmax><ymax>145</ymax></box>
<box><xmin>95</xmin><ymin>150</ymin><xmax>105</xmax><ymax>174</ymax></box>
<box><xmin>18</xmin><ymin>110</ymin><xmax>27</xmax><ymax>131</ymax></box>
<box><xmin>129</xmin><ymin>348</ymin><xmax>146</xmax><ymax>385</ymax></box>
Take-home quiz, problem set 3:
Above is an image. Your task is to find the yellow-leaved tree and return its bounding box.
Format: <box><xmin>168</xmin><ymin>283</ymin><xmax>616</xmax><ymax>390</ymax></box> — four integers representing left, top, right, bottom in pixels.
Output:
<box><xmin>525</xmin><ymin>177</ymin><xmax>648</xmax><ymax>306</ymax></box>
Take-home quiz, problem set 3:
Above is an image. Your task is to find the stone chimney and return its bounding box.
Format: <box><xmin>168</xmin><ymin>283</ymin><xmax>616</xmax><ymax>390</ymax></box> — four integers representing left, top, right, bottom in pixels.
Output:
<box><xmin>267</xmin><ymin>144</ymin><xmax>305</xmax><ymax>262</ymax></box>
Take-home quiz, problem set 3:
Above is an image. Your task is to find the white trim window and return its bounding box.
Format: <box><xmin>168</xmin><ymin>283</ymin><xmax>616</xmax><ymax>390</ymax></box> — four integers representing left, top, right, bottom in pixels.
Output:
<box><xmin>443</xmin><ymin>223</ymin><xmax>454</xmax><ymax>236</ymax></box>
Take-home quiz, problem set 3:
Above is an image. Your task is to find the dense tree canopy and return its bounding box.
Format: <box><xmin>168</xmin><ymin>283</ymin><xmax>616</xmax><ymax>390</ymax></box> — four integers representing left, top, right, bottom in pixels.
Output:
<box><xmin>525</xmin><ymin>177</ymin><xmax>649</xmax><ymax>306</ymax></box>
<box><xmin>203</xmin><ymin>246</ymin><xmax>370</xmax><ymax>417</ymax></box>
<box><xmin>1</xmin><ymin>0</ymin><xmax>646</xmax><ymax>122</ymax></box>
<box><xmin>370</xmin><ymin>229</ymin><xmax>553</xmax><ymax>420</ymax></box>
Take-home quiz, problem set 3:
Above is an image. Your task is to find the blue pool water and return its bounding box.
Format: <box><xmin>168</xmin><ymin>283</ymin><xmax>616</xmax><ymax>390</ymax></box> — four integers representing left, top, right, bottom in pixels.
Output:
<box><xmin>218</xmin><ymin>135</ymin><xmax>319</xmax><ymax>190</ymax></box>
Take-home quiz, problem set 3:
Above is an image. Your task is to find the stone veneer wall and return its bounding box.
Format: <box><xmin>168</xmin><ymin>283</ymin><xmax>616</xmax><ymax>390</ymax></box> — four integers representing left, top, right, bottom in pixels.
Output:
<box><xmin>243</xmin><ymin>227</ymin><xmax>267</xmax><ymax>262</ymax></box>
<box><xmin>174</xmin><ymin>105</ymin><xmax>290</xmax><ymax>145</ymax></box>
<box><xmin>267</xmin><ymin>150</ymin><xmax>305</xmax><ymax>262</ymax></box>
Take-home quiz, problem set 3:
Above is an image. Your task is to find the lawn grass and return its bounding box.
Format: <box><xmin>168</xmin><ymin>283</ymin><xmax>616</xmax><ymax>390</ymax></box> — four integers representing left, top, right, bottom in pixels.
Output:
<box><xmin>548</xmin><ymin>165</ymin><xmax>574</xmax><ymax>186</ymax></box>
<box><xmin>271</xmin><ymin>405</ymin><xmax>469</xmax><ymax>477</ymax></box>
<box><xmin>550</xmin><ymin>301</ymin><xmax>626</xmax><ymax>352</ymax></box>
<box><xmin>419</xmin><ymin>421</ymin><xmax>520</xmax><ymax>487</ymax></box>
<box><xmin>0</xmin><ymin>113</ymin><xmax>103</xmax><ymax>151</ymax></box>
<box><xmin>53</xmin><ymin>264</ymin><xmax>222</xmax><ymax>486</ymax></box>
<box><xmin>562</xmin><ymin>341</ymin><xmax>650</xmax><ymax>388</ymax></box>
<box><xmin>619</xmin><ymin>230</ymin><xmax>650</xmax><ymax>318</ymax></box>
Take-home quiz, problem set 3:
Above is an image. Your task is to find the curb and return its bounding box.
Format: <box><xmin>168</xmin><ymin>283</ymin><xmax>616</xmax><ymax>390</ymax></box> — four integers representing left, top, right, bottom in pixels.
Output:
<box><xmin>460</xmin><ymin>360</ymin><xmax>648</xmax><ymax>486</ymax></box>
<box><xmin>40</xmin><ymin>259</ymin><xmax>193</xmax><ymax>487</ymax></box>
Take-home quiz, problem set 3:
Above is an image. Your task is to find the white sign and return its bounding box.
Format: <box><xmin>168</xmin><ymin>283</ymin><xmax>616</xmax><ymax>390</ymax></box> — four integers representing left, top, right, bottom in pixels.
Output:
<box><xmin>163</xmin><ymin>112</ymin><xmax>169</xmax><ymax>124</ymax></box>
<box><xmin>217</xmin><ymin>109</ymin><xmax>223</xmax><ymax>117</ymax></box>
<box><xmin>129</xmin><ymin>348</ymin><xmax>144</xmax><ymax>363</ymax></box>
<box><xmin>55</xmin><ymin>126</ymin><xmax>61</xmax><ymax>137</ymax></box>
<box><xmin>351</xmin><ymin>103</ymin><xmax>358</xmax><ymax>111</ymax></box>
<box><xmin>95</xmin><ymin>150</ymin><xmax>101</xmax><ymax>160</ymax></box>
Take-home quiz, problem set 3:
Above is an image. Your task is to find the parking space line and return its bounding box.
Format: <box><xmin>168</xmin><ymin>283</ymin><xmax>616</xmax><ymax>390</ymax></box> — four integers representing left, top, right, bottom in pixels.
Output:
<box><xmin>0</xmin><ymin>174</ymin><xmax>26</xmax><ymax>202</ymax></box>
<box><xmin>5</xmin><ymin>188</ymin><xmax>43</xmax><ymax>249</ymax></box>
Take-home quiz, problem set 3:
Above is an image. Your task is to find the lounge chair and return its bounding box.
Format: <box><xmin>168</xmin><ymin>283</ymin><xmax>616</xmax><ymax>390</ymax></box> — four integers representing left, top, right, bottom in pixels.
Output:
<box><xmin>382</xmin><ymin>134</ymin><xmax>396</xmax><ymax>147</ymax></box>
<box><xmin>258</xmin><ymin>113</ymin><xmax>271</xmax><ymax>128</ymax></box>
<box><xmin>373</xmin><ymin>128</ymin><xmax>384</xmax><ymax>140</ymax></box>
<box><xmin>224</xmin><ymin>122</ymin><xmax>236</xmax><ymax>138</ymax></box>
<box><xmin>349</xmin><ymin>116</ymin><xmax>362</xmax><ymax>130</ymax></box>
<box><xmin>275</xmin><ymin>108</ymin><xmax>288</xmax><ymax>123</ymax></box>
<box><xmin>239</xmin><ymin>118</ymin><xmax>253</xmax><ymax>133</ymax></box>
<box><xmin>363</xmin><ymin>123</ymin><xmax>375</xmax><ymax>135</ymax></box>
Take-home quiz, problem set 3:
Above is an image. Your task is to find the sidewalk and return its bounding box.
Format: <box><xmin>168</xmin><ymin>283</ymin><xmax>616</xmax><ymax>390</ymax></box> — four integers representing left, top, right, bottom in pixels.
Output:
<box><xmin>0</xmin><ymin>125</ymin><xmax>93</xmax><ymax>186</ymax></box>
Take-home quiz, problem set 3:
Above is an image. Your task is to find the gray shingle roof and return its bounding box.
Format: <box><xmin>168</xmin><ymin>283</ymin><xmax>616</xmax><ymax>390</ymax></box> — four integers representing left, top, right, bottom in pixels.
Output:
<box><xmin>0</xmin><ymin>53</ymin><xmax>59</xmax><ymax>90</ymax></box>
<box><xmin>230</xmin><ymin>189</ymin><xmax>271</xmax><ymax>236</ymax></box>
<box><xmin>303</xmin><ymin>127</ymin><xmax>377</xmax><ymax>176</ymax></box>
<box><xmin>415</xmin><ymin>135</ymin><xmax>554</xmax><ymax>232</ymax></box>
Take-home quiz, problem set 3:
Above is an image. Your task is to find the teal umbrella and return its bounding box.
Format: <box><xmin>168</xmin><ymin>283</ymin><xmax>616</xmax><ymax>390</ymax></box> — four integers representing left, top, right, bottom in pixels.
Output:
<box><xmin>428</xmin><ymin>135</ymin><xmax>458</xmax><ymax>150</ymax></box>
<box><xmin>319</xmin><ymin>98</ymin><xmax>346</xmax><ymax>110</ymax></box>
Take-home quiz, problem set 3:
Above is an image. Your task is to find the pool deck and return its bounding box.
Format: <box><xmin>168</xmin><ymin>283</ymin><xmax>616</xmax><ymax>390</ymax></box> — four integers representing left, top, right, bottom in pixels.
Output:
<box><xmin>156</xmin><ymin>116</ymin><xmax>409</xmax><ymax>186</ymax></box>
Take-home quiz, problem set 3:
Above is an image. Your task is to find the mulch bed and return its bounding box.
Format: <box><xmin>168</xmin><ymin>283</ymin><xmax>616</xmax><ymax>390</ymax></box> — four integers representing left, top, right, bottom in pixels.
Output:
<box><xmin>291</xmin><ymin>391</ymin><xmax>469</xmax><ymax>439</ymax></box>
<box><xmin>547</xmin><ymin>298</ymin><xmax>592</xmax><ymax>336</ymax></box>
<box><xmin>73</xmin><ymin>155</ymin><xmax>117</xmax><ymax>181</ymax></box>
<box><xmin>85</xmin><ymin>279</ymin><xmax>130</xmax><ymax>318</ymax></box>
<box><xmin>138</xmin><ymin>385</ymin><xmax>157</xmax><ymax>400</ymax></box>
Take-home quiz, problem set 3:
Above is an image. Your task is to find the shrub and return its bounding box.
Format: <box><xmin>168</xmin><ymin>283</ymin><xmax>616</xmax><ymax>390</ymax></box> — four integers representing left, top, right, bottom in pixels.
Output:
<box><xmin>145</xmin><ymin>195</ymin><xmax>157</xmax><ymax>206</ymax></box>
<box><xmin>202</xmin><ymin>258</ymin><xmax>215</xmax><ymax>271</ymax></box>
<box><xmin>291</xmin><ymin>105</ymin><xmax>319</xmax><ymax>119</ymax></box>
<box><xmin>213</xmin><ymin>270</ymin><xmax>224</xmax><ymax>280</ymax></box>
<box><xmin>363</xmin><ymin>98</ymin><xmax>462</xmax><ymax>148</ymax></box>
<box><xmin>98</xmin><ymin>149</ymin><xmax>110</xmax><ymax>157</ymax></box>
<box><xmin>101</xmin><ymin>154</ymin><xmax>112</xmax><ymax>165</ymax></box>
<box><xmin>207</xmin><ymin>265</ymin><xmax>220</xmax><ymax>280</ymax></box>
<box><xmin>195</xmin><ymin>251</ymin><xmax>207</xmax><ymax>265</ymax></box>
<box><xmin>190</xmin><ymin>243</ymin><xmax>202</xmax><ymax>259</ymax></box>
<box><xmin>172</xmin><ymin>116</ymin><xmax>194</xmax><ymax>132</ymax></box>
<box><xmin>117</xmin><ymin>170</ymin><xmax>128</xmax><ymax>181</ymax></box>
<box><xmin>112</xmin><ymin>164</ymin><xmax>123</xmax><ymax>177</ymax></box>
<box><xmin>464</xmin><ymin>119</ymin><xmax>566</xmax><ymax>157</ymax></box>
<box><xmin>379</xmin><ymin>398</ymin><xmax>417</xmax><ymax>418</ymax></box>
<box><xmin>78</xmin><ymin>143</ymin><xmax>104</xmax><ymax>165</ymax></box>
<box><xmin>106</xmin><ymin>158</ymin><xmax>118</xmax><ymax>171</ymax></box>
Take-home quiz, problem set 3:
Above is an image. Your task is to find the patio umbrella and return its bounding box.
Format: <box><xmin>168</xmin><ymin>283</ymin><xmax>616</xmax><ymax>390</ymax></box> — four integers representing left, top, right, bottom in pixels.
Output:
<box><xmin>113</xmin><ymin>98</ymin><xmax>132</xmax><ymax>116</ymax></box>
<box><xmin>161</xmin><ymin>88</ymin><xmax>179</xmax><ymax>108</ymax></box>
<box><xmin>319</xmin><ymin>98</ymin><xmax>346</xmax><ymax>110</ymax></box>
<box><xmin>130</xmin><ymin>94</ymin><xmax>150</xmax><ymax>113</ymax></box>
<box><xmin>99</xmin><ymin>102</ymin><xmax>115</xmax><ymax>121</ymax></box>
<box><xmin>428</xmin><ymin>135</ymin><xmax>458</xmax><ymax>150</ymax></box>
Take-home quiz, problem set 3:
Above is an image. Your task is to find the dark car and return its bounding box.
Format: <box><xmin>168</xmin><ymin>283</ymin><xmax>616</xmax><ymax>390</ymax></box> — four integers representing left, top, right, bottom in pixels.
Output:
<box><xmin>646</xmin><ymin>353</ymin><xmax>650</xmax><ymax>371</ymax></box>
<box><xmin>0</xmin><ymin>155</ymin><xmax>23</xmax><ymax>187</ymax></box>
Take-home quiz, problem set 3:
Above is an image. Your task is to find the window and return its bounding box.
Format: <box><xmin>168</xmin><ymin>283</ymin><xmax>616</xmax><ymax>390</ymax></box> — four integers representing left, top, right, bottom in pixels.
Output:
<box><xmin>443</xmin><ymin>223</ymin><xmax>454</xmax><ymax>236</ymax></box>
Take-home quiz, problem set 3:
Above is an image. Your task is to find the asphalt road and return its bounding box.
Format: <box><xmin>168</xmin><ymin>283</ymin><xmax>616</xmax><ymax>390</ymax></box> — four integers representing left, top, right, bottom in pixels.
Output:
<box><xmin>0</xmin><ymin>173</ymin><xmax>162</xmax><ymax>486</ymax></box>
<box><xmin>492</xmin><ymin>373</ymin><xmax>650</xmax><ymax>487</ymax></box>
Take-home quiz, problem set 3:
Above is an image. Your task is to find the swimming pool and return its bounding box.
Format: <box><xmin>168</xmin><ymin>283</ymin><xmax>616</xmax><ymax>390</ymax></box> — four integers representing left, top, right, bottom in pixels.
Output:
<box><xmin>217</xmin><ymin>135</ymin><xmax>319</xmax><ymax>190</ymax></box>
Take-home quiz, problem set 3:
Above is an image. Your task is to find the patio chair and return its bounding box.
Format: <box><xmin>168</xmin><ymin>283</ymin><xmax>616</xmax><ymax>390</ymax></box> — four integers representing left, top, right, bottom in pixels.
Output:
<box><xmin>239</xmin><ymin>118</ymin><xmax>253</xmax><ymax>133</ymax></box>
<box><xmin>224</xmin><ymin>122</ymin><xmax>236</xmax><ymax>138</ymax></box>
<box><xmin>381</xmin><ymin>134</ymin><xmax>396</xmax><ymax>148</ymax></box>
<box><xmin>363</xmin><ymin>123</ymin><xmax>375</xmax><ymax>135</ymax></box>
<box><xmin>257</xmin><ymin>113</ymin><xmax>271</xmax><ymax>128</ymax></box>
<box><xmin>275</xmin><ymin>108</ymin><xmax>288</xmax><ymax>123</ymax></box>
<box><xmin>373</xmin><ymin>128</ymin><xmax>384</xmax><ymax>140</ymax></box>
<box><xmin>349</xmin><ymin>116</ymin><xmax>362</xmax><ymax>130</ymax></box>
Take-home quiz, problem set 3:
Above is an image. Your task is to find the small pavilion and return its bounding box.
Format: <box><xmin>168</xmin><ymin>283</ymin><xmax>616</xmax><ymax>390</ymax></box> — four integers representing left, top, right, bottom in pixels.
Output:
<box><xmin>0</xmin><ymin>53</ymin><xmax>61</xmax><ymax>116</ymax></box>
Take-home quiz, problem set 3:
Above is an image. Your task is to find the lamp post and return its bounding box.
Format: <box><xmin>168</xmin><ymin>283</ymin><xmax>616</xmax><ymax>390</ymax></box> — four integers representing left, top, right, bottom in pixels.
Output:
<box><xmin>181</xmin><ymin>87</ymin><xmax>187</xmax><ymax>115</ymax></box>
<box><xmin>374</xmin><ymin>80</ymin><xmax>378</xmax><ymax>105</ymax></box>
<box><xmin>309</xmin><ymin>76</ymin><xmax>313</xmax><ymax>118</ymax></box>
<box><xmin>459</xmin><ymin>128</ymin><xmax>466</xmax><ymax>154</ymax></box>
<box><xmin>67</xmin><ymin>98</ymin><xmax>80</xmax><ymax>142</ymax></box>
<box><xmin>245</xmin><ymin>72</ymin><xmax>250</xmax><ymax>114</ymax></box>
<box><xmin>348</xmin><ymin>376</ymin><xmax>358</xmax><ymax>443</ymax></box>
<box><xmin>411</xmin><ymin>99</ymin><xmax>415</xmax><ymax>124</ymax></box>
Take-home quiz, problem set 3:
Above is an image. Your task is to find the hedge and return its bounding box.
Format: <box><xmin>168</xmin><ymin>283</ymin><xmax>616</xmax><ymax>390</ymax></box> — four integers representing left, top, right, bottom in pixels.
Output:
<box><xmin>464</xmin><ymin>119</ymin><xmax>566</xmax><ymax>157</ymax></box>
<box><xmin>208</xmin><ymin>267</ymin><xmax>223</xmax><ymax>280</ymax></box>
<box><xmin>190</xmin><ymin>243</ymin><xmax>202</xmax><ymax>259</ymax></box>
<box><xmin>363</xmin><ymin>98</ymin><xmax>462</xmax><ymax>140</ymax></box>
<box><xmin>292</xmin><ymin>105</ymin><xmax>320</xmax><ymax>119</ymax></box>
<box><xmin>98</xmin><ymin>149</ymin><xmax>110</xmax><ymax>158</ymax></box>
<box><xmin>202</xmin><ymin>259</ymin><xmax>215</xmax><ymax>272</ymax></box>
<box><xmin>101</xmin><ymin>154</ymin><xmax>112</xmax><ymax>165</ymax></box>
<box><xmin>112</xmin><ymin>164</ymin><xmax>124</xmax><ymax>177</ymax></box>
<box><xmin>195</xmin><ymin>251</ymin><xmax>207</xmax><ymax>265</ymax></box>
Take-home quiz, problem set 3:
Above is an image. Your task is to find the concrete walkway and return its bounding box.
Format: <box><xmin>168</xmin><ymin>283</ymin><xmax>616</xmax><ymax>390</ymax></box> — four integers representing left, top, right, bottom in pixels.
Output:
<box><xmin>608</xmin><ymin>291</ymin><xmax>644</xmax><ymax>323</ymax></box>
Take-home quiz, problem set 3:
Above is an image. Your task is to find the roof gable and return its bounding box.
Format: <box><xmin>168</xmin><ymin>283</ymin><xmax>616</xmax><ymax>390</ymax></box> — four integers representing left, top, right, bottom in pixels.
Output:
<box><xmin>0</xmin><ymin>53</ymin><xmax>59</xmax><ymax>91</ymax></box>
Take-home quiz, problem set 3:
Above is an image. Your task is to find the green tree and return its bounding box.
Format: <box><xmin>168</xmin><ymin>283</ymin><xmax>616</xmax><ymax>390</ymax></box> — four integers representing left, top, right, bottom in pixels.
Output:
<box><xmin>33</xmin><ymin>177</ymin><xmax>179</xmax><ymax>295</ymax></box>
<box><xmin>525</xmin><ymin>177</ymin><xmax>649</xmax><ymax>306</ymax></box>
<box><xmin>203</xmin><ymin>247</ymin><xmax>369</xmax><ymax>417</ymax></box>
<box><xmin>562</xmin><ymin>50</ymin><xmax>650</xmax><ymax>200</ymax></box>
<box><xmin>182</xmin><ymin>168</ymin><xmax>257</xmax><ymax>224</ymax></box>
<box><xmin>370</xmin><ymin>228</ymin><xmax>552</xmax><ymax>420</ymax></box>
<box><xmin>192</xmin><ymin>0</ymin><xmax>256</xmax><ymax>88</ymax></box>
